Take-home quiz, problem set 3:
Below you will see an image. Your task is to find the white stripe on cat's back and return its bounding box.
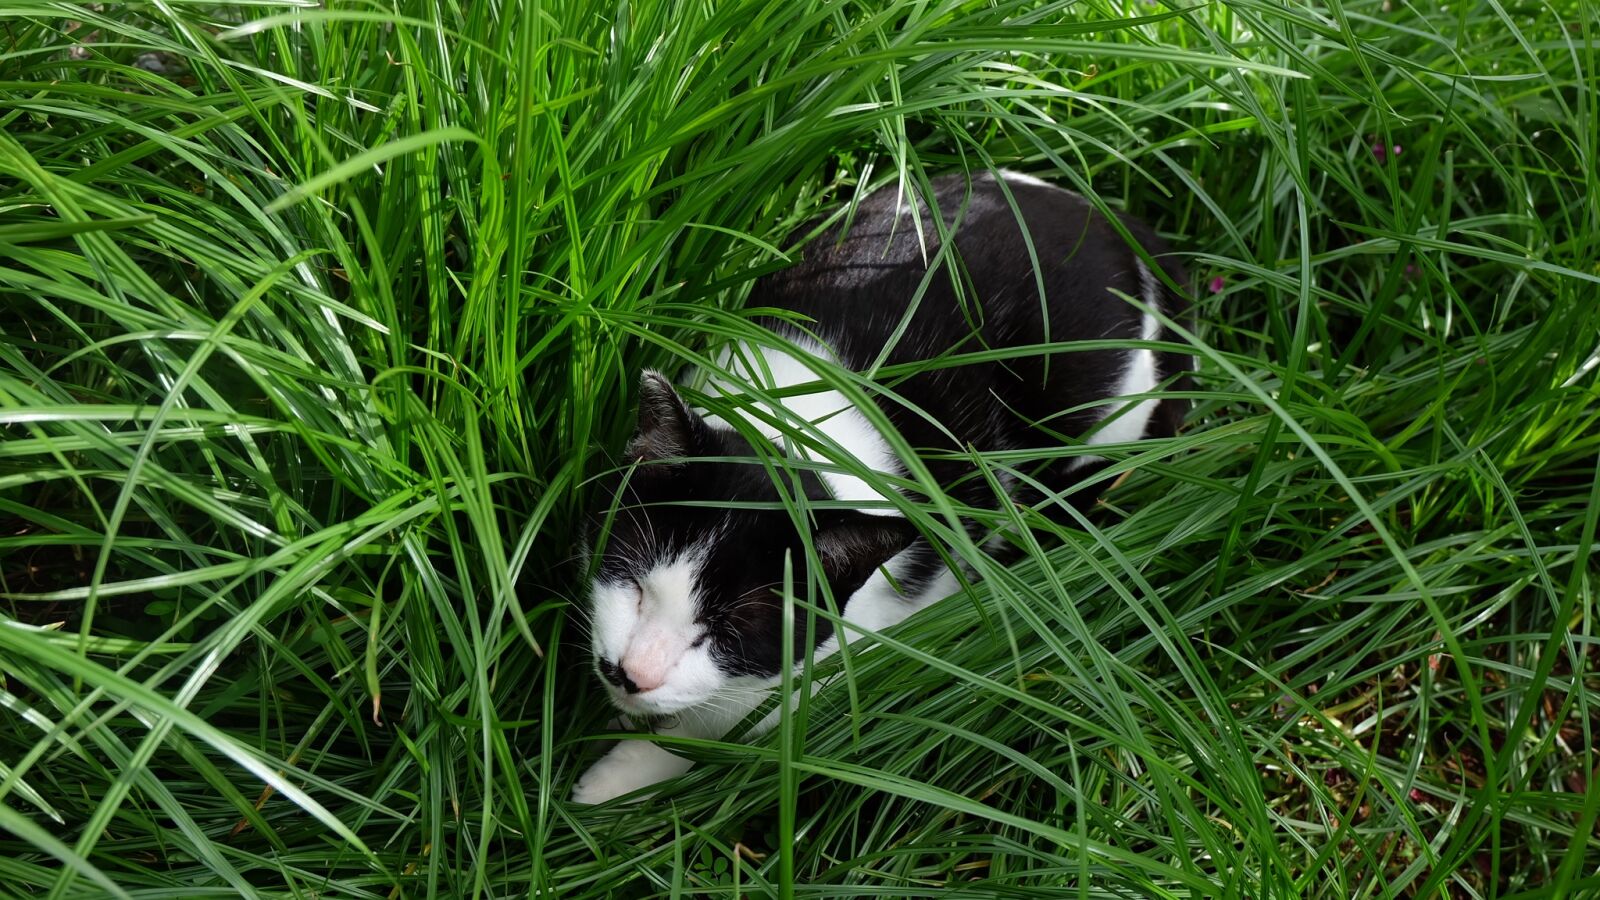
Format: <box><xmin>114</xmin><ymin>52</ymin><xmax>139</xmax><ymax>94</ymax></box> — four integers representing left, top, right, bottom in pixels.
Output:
<box><xmin>699</xmin><ymin>338</ymin><xmax>902</xmax><ymax>514</ymax></box>
<box><xmin>1136</xmin><ymin>256</ymin><xmax>1162</xmax><ymax>316</ymax></box>
<box><xmin>1091</xmin><ymin>343</ymin><xmax>1158</xmax><ymax>448</ymax></box>
<box><xmin>1089</xmin><ymin>258</ymin><xmax>1162</xmax><ymax>449</ymax></box>
<box><xmin>994</xmin><ymin>169</ymin><xmax>1084</xmax><ymax>202</ymax></box>
<box><xmin>1062</xmin><ymin>261</ymin><xmax>1162</xmax><ymax>473</ymax></box>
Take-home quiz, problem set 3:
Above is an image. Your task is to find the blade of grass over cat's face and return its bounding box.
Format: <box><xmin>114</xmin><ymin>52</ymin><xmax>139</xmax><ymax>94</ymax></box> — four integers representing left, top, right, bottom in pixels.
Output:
<box><xmin>1</xmin><ymin>0</ymin><xmax>1596</xmax><ymax>897</ymax></box>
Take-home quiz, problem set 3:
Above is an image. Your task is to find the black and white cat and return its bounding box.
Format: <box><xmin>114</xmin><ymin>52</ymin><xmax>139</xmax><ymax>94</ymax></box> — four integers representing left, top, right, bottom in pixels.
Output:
<box><xmin>572</xmin><ymin>170</ymin><xmax>1191</xmax><ymax>804</ymax></box>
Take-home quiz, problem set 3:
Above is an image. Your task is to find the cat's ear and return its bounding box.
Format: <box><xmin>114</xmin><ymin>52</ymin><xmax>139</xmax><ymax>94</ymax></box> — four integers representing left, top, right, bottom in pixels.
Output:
<box><xmin>627</xmin><ymin>370</ymin><xmax>702</xmax><ymax>462</ymax></box>
<box><xmin>813</xmin><ymin>513</ymin><xmax>920</xmax><ymax>592</ymax></box>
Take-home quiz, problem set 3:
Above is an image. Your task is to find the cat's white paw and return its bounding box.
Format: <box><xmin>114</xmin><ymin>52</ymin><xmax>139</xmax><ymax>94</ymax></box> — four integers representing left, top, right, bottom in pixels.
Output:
<box><xmin>570</xmin><ymin>739</ymin><xmax>692</xmax><ymax>805</ymax></box>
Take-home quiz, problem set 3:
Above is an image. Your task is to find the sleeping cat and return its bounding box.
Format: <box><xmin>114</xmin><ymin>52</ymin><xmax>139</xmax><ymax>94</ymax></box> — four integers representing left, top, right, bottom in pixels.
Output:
<box><xmin>572</xmin><ymin>170</ymin><xmax>1191</xmax><ymax>804</ymax></box>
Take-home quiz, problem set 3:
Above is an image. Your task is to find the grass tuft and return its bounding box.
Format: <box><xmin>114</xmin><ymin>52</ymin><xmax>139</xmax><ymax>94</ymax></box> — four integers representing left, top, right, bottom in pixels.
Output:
<box><xmin>2</xmin><ymin>0</ymin><xmax>1597</xmax><ymax>896</ymax></box>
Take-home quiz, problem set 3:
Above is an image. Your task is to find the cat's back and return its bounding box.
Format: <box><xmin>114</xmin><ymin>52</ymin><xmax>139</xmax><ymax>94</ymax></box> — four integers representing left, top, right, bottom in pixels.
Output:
<box><xmin>753</xmin><ymin>171</ymin><xmax>1181</xmax><ymax>370</ymax></box>
<box><xmin>745</xmin><ymin>171</ymin><xmax>1186</xmax><ymax>445</ymax></box>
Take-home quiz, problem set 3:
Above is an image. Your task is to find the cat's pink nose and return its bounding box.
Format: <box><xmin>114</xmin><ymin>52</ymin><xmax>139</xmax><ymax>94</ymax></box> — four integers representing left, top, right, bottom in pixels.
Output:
<box><xmin>621</xmin><ymin>662</ymin><xmax>665</xmax><ymax>693</ymax></box>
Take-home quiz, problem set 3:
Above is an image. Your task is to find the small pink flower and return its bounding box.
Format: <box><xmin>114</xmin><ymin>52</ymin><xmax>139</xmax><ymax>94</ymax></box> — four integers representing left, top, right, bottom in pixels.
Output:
<box><xmin>1372</xmin><ymin>143</ymin><xmax>1403</xmax><ymax>162</ymax></box>
<box><xmin>1409</xmin><ymin>788</ymin><xmax>1425</xmax><ymax>803</ymax></box>
<box><xmin>1208</xmin><ymin>275</ymin><xmax>1226</xmax><ymax>294</ymax></box>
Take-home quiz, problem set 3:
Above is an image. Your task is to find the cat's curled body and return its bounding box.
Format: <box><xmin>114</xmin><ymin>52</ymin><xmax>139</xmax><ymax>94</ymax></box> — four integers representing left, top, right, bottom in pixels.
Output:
<box><xmin>572</xmin><ymin>171</ymin><xmax>1191</xmax><ymax>804</ymax></box>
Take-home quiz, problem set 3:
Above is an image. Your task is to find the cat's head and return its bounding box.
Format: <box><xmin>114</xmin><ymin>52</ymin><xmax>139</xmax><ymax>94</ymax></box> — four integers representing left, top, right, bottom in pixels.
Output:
<box><xmin>584</xmin><ymin>372</ymin><xmax>917</xmax><ymax>716</ymax></box>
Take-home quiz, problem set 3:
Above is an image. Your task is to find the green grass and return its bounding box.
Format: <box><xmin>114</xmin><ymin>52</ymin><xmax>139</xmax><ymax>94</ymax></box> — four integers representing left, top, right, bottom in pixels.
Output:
<box><xmin>1</xmin><ymin>0</ymin><xmax>1597</xmax><ymax>896</ymax></box>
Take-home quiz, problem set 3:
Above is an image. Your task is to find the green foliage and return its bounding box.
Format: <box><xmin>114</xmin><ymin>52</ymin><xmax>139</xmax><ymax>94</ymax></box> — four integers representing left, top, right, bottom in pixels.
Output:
<box><xmin>1</xmin><ymin>0</ymin><xmax>1597</xmax><ymax>897</ymax></box>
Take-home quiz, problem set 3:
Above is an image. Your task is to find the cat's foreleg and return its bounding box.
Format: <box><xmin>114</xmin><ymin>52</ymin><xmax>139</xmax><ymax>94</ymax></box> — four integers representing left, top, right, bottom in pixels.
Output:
<box><xmin>571</xmin><ymin>685</ymin><xmax>770</xmax><ymax>804</ymax></box>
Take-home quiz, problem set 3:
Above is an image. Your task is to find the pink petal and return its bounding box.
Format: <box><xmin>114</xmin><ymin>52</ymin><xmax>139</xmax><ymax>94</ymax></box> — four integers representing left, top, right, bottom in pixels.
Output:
<box><xmin>1208</xmin><ymin>275</ymin><xmax>1226</xmax><ymax>294</ymax></box>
